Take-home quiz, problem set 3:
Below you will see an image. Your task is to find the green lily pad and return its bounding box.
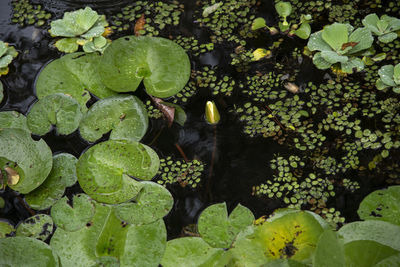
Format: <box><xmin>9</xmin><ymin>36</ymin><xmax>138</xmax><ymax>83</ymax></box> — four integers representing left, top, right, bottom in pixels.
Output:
<box><xmin>99</xmin><ymin>36</ymin><xmax>190</xmax><ymax>98</ymax></box>
<box><xmin>51</xmin><ymin>201</ymin><xmax>167</xmax><ymax>267</ymax></box>
<box><xmin>357</xmin><ymin>186</ymin><xmax>400</xmax><ymax>226</ymax></box>
<box><xmin>0</xmin><ymin>221</ymin><xmax>14</xmax><ymax>238</ymax></box>
<box><xmin>16</xmin><ymin>214</ymin><xmax>54</xmax><ymax>241</ymax></box>
<box><xmin>114</xmin><ymin>182</ymin><xmax>173</xmax><ymax>226</ymax></box>
<box><xmin>27</xmin><ymin>93</ymin><xmax>82</xmax><ymax>136</ymax></box>
<box><xmin>313</xmin><ymin>229</ymin><xmax>345</xmax><ymax>267</ymax></box>
<box><xmin>25</xmin><ymin>153</ymin><xmax>78</xmax><ymax>210</ymax></box>
<box><xmin>51</xmin><ymin>194</ymin><xmax>95</xmax><ymax>232</ymax></box>
<box><xmin>197</xmin><ymin>203</ymin><xmax>254</xmax><ymax>248</ymax></box>
<box><xmin>0</xmin><ymin>128</ymin><xmax>52</xmax><ymax>194</ymax></box>
<box><xmin>161</xmin><ymin>237</ymin><xmax>225</xmax><ymax>267</ymax></box>
<box><xmin>76</xmin><ymin>140</ymin><xmax>159</xmax><ymax>204</ymax></box>
<box><xmin>375</xmin><ymin>253</ymin><xmax>400</xmax><ymax>267</ymax></box>
<box><xmin>338</xmin><ymin>220</ymin><xmax>400</xmax><ymax>251</ymax></box>
<box><xmin>79</xmin><ymin>95</ymin><xmax>148</xmax><ymax>143</ymax></box>
<box><xmin>36</xmin><ymin>52</ymin><xmax>117</xmax><ymax>111</ymax></box>
<box><xmin>0</xmin><ymin>111</ymin><xmax>28</xmax><ymax>131</ymax></box>
<box><xmin>265</xmin><ymin>259</ymin><xmax>308</xmax><ymax>267</ymax></box>
<box><xmin>0</xmin><ymin>236</ymin><xmax>59</xmax><ymax>267</ymax></box>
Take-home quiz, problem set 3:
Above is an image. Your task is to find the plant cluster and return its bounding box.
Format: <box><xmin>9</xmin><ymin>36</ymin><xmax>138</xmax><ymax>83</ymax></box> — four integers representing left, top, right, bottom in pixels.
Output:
<box><xmin>173</xmin><ymin>36</ymin><xmax>214</xmax><ymax>57</ymax></box>
<box><xmin>11</xmin><ymin>0</ymin><xmax>52</xmax><ymax>27</ymax></box>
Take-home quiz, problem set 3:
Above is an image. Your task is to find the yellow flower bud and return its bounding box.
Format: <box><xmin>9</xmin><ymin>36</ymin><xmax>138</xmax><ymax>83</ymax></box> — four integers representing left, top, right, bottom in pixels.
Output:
<box><xmin>205</xmin><ymin>101</ymin><xmax>220</xmax><ymax>125</ymax></box>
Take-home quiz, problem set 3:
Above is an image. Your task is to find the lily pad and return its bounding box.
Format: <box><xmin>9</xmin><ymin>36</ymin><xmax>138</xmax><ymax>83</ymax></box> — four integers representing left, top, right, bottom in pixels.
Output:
<box><xmin>161</xmin><ymin>237</ymin><xmax>226</xmax><ymax>267</ymax></box>
<box><xmin>313</xmin><ymin>229</ymin><xmax>345</xmax><ymax>267</ymax></box>
<box><xmin>51</xmin><ymin>201</ymin><xmax>167</xmax><ymax>267</ymax></box>
<box><xmin>0</xmin><ymin>128</ymin><xmax>52</xmax><ymax>194</ymax></box>
<box><xmin>0</xmin><ymin>236</ymin><xmax>59</xmax><ymax>267</ymax></box>
<box><xmin>197</xmin><ymin>203</ymin><xmax>254</xmax><ymax>248</ymax></box>
<box><xmin>16</xmin><ymin>214</ymin><xmax>54</xmax><ymax>241</ymax></box>
<box><xmin>0</xmin><ymin>221</ymin><xmax>14</xmax><ymax>238</ymax></box>
<box><xmin>115</xmin><ymin>182</ymin><xmax>173</xmax><ymax>225</ymax></box>
<box><xmin>99</xmin><ymin>36</ymin><xmax>190</xmax><ymax>98</ymax></box>
<box><xmin>0</xmin><ymin>111</ymin><xmax>29</xmax><ymax>131</ymax></box>
<box><xmin>76</xmin><ymin>140</ymin><xmax>159</xmax><ymax>204</ymax></box>
<box><xmin>51</xmin><ymin>194</ymin><xmax>95</xmax><ymax>232</ymax></box>
<box><xmin>35</xmin><ymin>52</ymin><xmax>116</xmax><ymax>111</ymax></box>
<box><xmin>27</xmin><ymin>93</ymin><xmax>82</xmax><ymax>136</ymax></box>
<box><xmin>79</xmin><ymin>95</ymin><xmax>148</xmax><ymax>143</ymax></box>
<box><xmin>25</xmin><ymin>153</ymin><xmax>78</xmax><ymax>210</ymax></box>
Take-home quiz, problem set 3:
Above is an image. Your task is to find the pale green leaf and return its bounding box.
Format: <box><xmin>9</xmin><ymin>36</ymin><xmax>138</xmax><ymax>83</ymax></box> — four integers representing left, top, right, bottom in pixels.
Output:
<box><xmin>378</xmin><ymin>65</ymin><xmax>396</xmax><ymax>86</ymax></box>
<box><xmin>0</xmin><ymin>221</ymin><xmax>14</xmax><ymax>238</ymax></box>
<box><xmin>312</xmin><ymin>52</ymin><xmax>332</xmax><ymax>69</ymax></box>
<box><xmin>362</xmin><ymin>14</ymin><xmax>381</xmax><ymax>35</ymax></box>
<box><xmin>308</xmin><ymin>31</ymin><xmax>334</xmax><ymax>52</ymax></box>
<box><xmin>340</xmin><ymin>57</ymin><xmax>364</xmax><ymax>73</ymax></box>
<box><xmin>378</xmin><ymin>32</ymin><xmax>398</xmax><ymax>43</ymax></box>
<box><xmin>294</xmin><ymin>23</ymin><xmax>311</xmax><ymax>39</ymax></box>
<box><xmin>54</xmin><ymin>37</ymin><xmax>79</xmax><ymax>53</ymax></box>
<box><xmin>0</xmin><ymin>111</ymin><xmax>28</xmax><ymax>131</ymax></box>
<box><xmin>313</xmin><ymin>229</ymin><xmax>345</xmax><ymax>267</ymax></box>
<box><xmin>275</xmin><ymin>2</ymin><xmax>292</xmax><ymax>18</ymax></box>
<box><xmin>16</xmin><ymin>214</ymin><xmax>53</xmax><ymax>241</ymax></box>
<box><xmin>347</xmin><ymin>27</ymin><xmax>374</xmax><ymax>54</ymax></box>
<box><xmin>320</xmin><ymin>51</ymin><xmax>348</xmax><ymax>64</ymax></box>
<box><xmin>203</xmin><ymin>2</ymin><xmax>223</xmax><ymax>17</ymax></box>
<box><xmin>252</xmin><ymin>17</ymin><xmax>267</xmax><ymax>31</ymax></box>
<box><xmin>322</xmin><ymin>23</ymin><xmax>349</xmax><ymax>51</ymax></box>
<box><xmin>344</xmin><ymin>240</ymin><xmax>398</xmax><ymax>267</ymax></box>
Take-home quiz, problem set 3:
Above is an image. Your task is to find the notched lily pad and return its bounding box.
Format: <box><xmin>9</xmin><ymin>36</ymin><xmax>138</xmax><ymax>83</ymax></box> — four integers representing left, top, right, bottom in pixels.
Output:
<box><xmin>27</xmin><ymin>93</ymin><xmax>82</xmax><ymax>135</ymax></box>
<box><xmin>25</xmin><ymin>153</ymin><xmax>78</xmax><ymax>210</ymax></box>
<box><xmin>76</xmin><ymin>140</ymin><xmax>159</xmax><ymax>204</ymax></box>
<box><xmin>0</xmin><ymin>128</ymin><xmax>52</xmax><ymax>194</ymax></box>
<box><xmin>16</xmin><ymin>214</ymin><xmax>54</xmax><ymax>241</ymax></box>
<box><xmin>35</xmin><ymin>52</ymin><xmax>116</xmax><ymax>111</ymax></box>
<box><xmin>115</xmin><ymin>181</ymin><xmax>173</xmax><ymax>225</ymax></box>
<box><xmin>197</xmin><ymin>202</ymin><xmax>255</xmax><ymax>248</ymax></box>
<box><xmin>99</xmin><ymin>36</ymin><xmax>190</xmax><ymax>98</ymax></box>
<box><xmin>51</xmin><ymin>194</ymin><xmax>95</xmax><ymax>232</ymax></box>
<box><xmin>79</xmin><ymin>95</ymin><xmax>148</xmax><ymax>143</ymax></box>
<box><xmin>0</xmin><ymin>236</ymin><xmax>59</xmax><ymax>267</ymax></box>
<box><xmin>0</xmin><ymin>111</ymin><xmax>29</xmax><ymax>131</ymax></box>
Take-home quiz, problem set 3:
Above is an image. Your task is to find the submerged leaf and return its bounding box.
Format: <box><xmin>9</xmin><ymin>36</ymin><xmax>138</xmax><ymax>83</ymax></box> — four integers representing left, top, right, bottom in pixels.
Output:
<box><xmin>79</xmin><ymin>95</ymin><xmax>148</xmax><ymax>142</ymax></box>
<box><xmin>99</xmin><ymin>36</ymin><xmax>190</xmax><ymax>98</ymax></box>
<box><xmin>76</xmin><ymin>140</ymin><xmax>159</xmax><ymax>204</ymax></box>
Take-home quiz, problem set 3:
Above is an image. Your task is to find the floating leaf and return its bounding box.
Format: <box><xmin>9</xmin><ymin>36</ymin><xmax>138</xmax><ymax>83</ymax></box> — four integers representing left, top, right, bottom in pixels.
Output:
<box><xmin>203</xmin><ymin>2</ymin><xmax>223</xmax><ymax>17</ymax></box>
<box><xmin>0</xmin><ymin>221</ymin><xmax>14</xmax><ymax>238</ymax></box>
<box><xmin>161</xmin><ymin>102</ymin><xmax>187</xmax><ymax>127</ymax></box>
<box><xmin>357</xmin><ymin>185</ymin><xmax>400</xmax><ymax>226</ymax></box>
<box><xmin>375</xmin><ymin>253</ymin><xmax>400</xmax><ymax>267</ymax></box>
<box><xmin>275</xmin><ymin>2</ymin><xmax>292</xmax><ymax>19</ymax></box>
<box><xmin>54</xmin><ymin>37</ymin><xmax>79</xmax><ymax>53</ymax></box>
<box><xmin>25</xmin><ymin>153</ymin><xmax>78</xmax><ymax>210</ymax></box>
<box><xmin>76</xmin><ymin>140</ymin><xmax>159</xmax><ymax>204</ymax></box>
<box><xmin>198</xmin><ymin>203</ymin><xmax>254</xmax><ymax>248</ymax></box>
<box><xmin>378</xmin><ymin>65</ymin><xmax>396</xmax><ymax>86</ymax></box>
<box><xmin>161</xmin><ymin>237</ymin><xmax>226</xmax><ymax>267</ymax></box>
<box><xmin>294</xmin><ymin>23</ymin><xmax>311</xmax><ymax>39</ymax></box>
<box><xmin>51</xmin><ymin>194</ymin><xmax>95</xmax><ymax>232</ymax></box>
<box><xmin>0</xmin><ymin>111</ymin><xmax>29</xmax><ymax>131</ymax></box>
<box><xmin>0</xmin><ymin>128</ymin><xmax>52</xmax><ymax>194</ymax></box>
<box><xmin>0</xmin><ymin>236</ymin><xmax>59</xmax><ymax>266</ymax></box>
<box><xmin>253</xmin><ymin>48</ymin><xmax>270</xmax><ymax>61</ymax></box>
<box><xmin>16</xmin><ymin>214</ymin><xmax>53</xmax><ymax>241</ymax></box>
<box><xmin>313</xmin><ymin>229</ymin><xmax>345</xmax><ymax>267</ymax></box>
<box><xmin>36</xmin><ymin>52</ymin><xmax>116</xmax><ymax>111</ymax></box>
<box><xmin>252</xmin><ymin>17</ymin><xmax>267</xmax><ymax>31</ymax></box>
<box><xmin>51</xmin><ymin>201</ymin><xmax>166</xmax><ymax>267</ymax></box>
<box><xmin>99</xmin><ymin>36</ymin><xmax>190</xmax><ymax>98</ymax></box>
<box><xmin>27</xmin><ymin>93</ymin><xmax>82</xmax><ymax>136</ymax></box>
<box><xmin>321</xmin><ymin>23</ymin><xmax>349</xmax><ymax>51</ymax></box>
<box><xmin>79</xmin><ymin>95</ymin><xmax>148</xmax><ymax>142</ymax></box>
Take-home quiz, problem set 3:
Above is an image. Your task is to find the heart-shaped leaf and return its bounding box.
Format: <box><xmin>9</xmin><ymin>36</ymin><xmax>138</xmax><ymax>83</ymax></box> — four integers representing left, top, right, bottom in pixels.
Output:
<box><xmin>99</xmin><ymin>36</ymin><xmax>190</xmax><ymax>98</ymax></box>
<box><xmin>16</xmin><ymin>214</ymin><xmax>54</xmax><ymax>241</ymax></box>
<box><xmin>197</xmin><ymin>203</ymin><xmax>254</xmax><ymax>248</ymax></box>
<box><xmin>0</xmin><ymin>128</ymin><xmax>52</xmax><ymax>194</ymax></box>
<box><xmin>76</xmin><ymin>140</ymin><xmax>159</xmax><ymax>204</ymax></box>
<box><xmin>36</xmin><ymin>52</ymin><xmax>117</xmax><ymax>111</ymax></box>
<box><xmin>79</xmin><ymin>95</ymin><xmax>148</xmax><ymax>143</ymax></box>
<box><xmin>25</xmin><ymin>153</ymin><xmax>78</xmax><ymax>210</ymax></box>
<box><xmin>115</xmin><ymin>182</ymin><xmax>173</xmax><ymax>225</ymax></box>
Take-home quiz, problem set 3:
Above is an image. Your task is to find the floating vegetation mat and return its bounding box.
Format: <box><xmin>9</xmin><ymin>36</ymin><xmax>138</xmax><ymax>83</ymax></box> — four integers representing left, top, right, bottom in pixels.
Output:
<box><xmin>11</xmin><ymin>0</ymin><xmax>52</xmax><ymax>27</ymax></box>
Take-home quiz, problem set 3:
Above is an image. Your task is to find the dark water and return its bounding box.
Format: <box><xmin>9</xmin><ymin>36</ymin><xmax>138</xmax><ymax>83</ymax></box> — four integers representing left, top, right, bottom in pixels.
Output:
<box><xmin>0</xmin><ymin>0</ymin><xmax>396</xmax><ymax>240</ymax></box>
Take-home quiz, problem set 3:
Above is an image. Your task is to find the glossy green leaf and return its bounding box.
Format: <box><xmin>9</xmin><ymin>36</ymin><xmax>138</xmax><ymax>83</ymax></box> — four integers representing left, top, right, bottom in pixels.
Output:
<box><xmin>0</xmin><ymin>221</ymin><xmax>14</xmax><ymax>238</ymax></box>
<box><xmin>268</xmin><ymin>208</ymin><xmax>331</xmax><ymax>230</ymax></box>
<box><xmin>252</xmin><ymin>17</ymin><xmax>267</xmax><ymax>31</ymax></box>
<box><xmin>0</xmin><ymin>236</ymin><xmax>59</xmax><ymax>267</ymax></box>
<box><xmin>16</xmin><ymin>214</ymin><xmax>53</xmax><ymax>241</ymax></box>
<box><xmin>362</xmin><ymin>14</ymin><xmax>381</xmax><ymax>35</ymax></box>
<box><xmin>312</xmin><ymin>52</ymin><xmax>332</xmax><ymax>69</ymax></box>
<box><xmin>341</xmin><ymin>57</ymin><xmax>364</xmax><ymax>73</ymax></box>
<box><xmin>51</xmin><ymin>201</ymin><xmax>167</xmax><ymax>267</ymax></box>
<box><xmin>308</xmin><ymin>31</ymin><xmax>334</xmax><ymax>52</ymax></box>
<box><xmin>313</xmin><ymin>229</ymin><xmax>345</xmax><ymax>267</ymax></box>
<box><xmin>25</xmin><ymin>153</ymin><xmax>78</xmax><ymax>210</ymax></box>
<box><xmin>320</xmin><ymin>51</ymin><xmax>348</xmax><ymax>64</ymax></box>
<box><xmin>50</xmin><ymin>7</ymin><xmax>102</xmax><ymax>37</ymax></box>
<box><xmin>378</xmin><ymin>65</ymin><xmax>396</xmax><ymax>86</ymax></box>
<box><xmin>27</xmin><ymin>93</ymin><xmax>82</xmax><ymax>136</ymax></box>
<box><xmin>344</xmin><ymin>240</ymin><xmax>399</xmax><ymax>267</ymax></box>
<box><xmin>51</xmin><ymin>194</ymin><xmax>95</xmax><ymax>232</ymax></box>
<box><xmin>0</xmin><ymin>128</ymin><xmax>52</xmax><ymax>194</ymax></box>
<box><xmin>198</xmin><ymin>203</ymin><xmax>254</xmax><ymax>248</ymax></box>
<box><xmin>379</xmin><ymin>32</ymin><xmax>398</xmax><ymax>43</ymax></box>
<box><xmin>322</xmin><ymin>23</ymin><xmax>349</xmax><ymax>51</ymax></box>
<box><xmin>393</xmin><ymin>63</ymin><xmax>400</xmax><ymax>84</ymax></box>
<box><xmin>0</xmin><ymin>111</ymin><xmax>28</xmax><ymax>131</ymax></box>
<box><xmin>357</xmin><ymin>186</ymin><xmax>400</xmax><ymax>226</ymax></box>
<box><xmin>99</xmin><ymin>36</ymin><xmax>190</xmax><ymax>98</ymax></box>
<box><xmin>347</xmin><ymin>27</ymin><xmax>374</xmax><ymax>54</ymax></box>
<box><xmin>161</xmin><ymin>237</ymin><xmax>225</xmax><ymax>267</ymax></box>
<box><xmin>54</xmin><ymin>37</ymin><xmax>79</xmax><ymax>53</ymax></box>
<box><xmin>76</xmin><ymin>140</ymin><xmax>159</xmax><ymax>204</ymax></box>
<box><xmin>275</xmin><ymin>2</ymin><xmax>292</xmax><ymax>18</ymax></box>
<box><xmin>115</xmin><ymin>182</ymin><xmax>173</xmax><ymax>225</ymax></box>
<box><xmin>36</xmin><ymin>52</ymin><xmax>117</xmax><ymax>111</ymax></box>
<box><xmin>338</xmin><ymin>220</ymin><xmax>400</xmax><ymax>251</ymax></box>
<box><xmin>79</xmin><ymin>95</ymin><xmax>148</xmax><ymax>143</ymax></box>
<box><xmin>294</xmin><ymin>23</ymin><xmax>311</xmax><ymax>39</ymax></box>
